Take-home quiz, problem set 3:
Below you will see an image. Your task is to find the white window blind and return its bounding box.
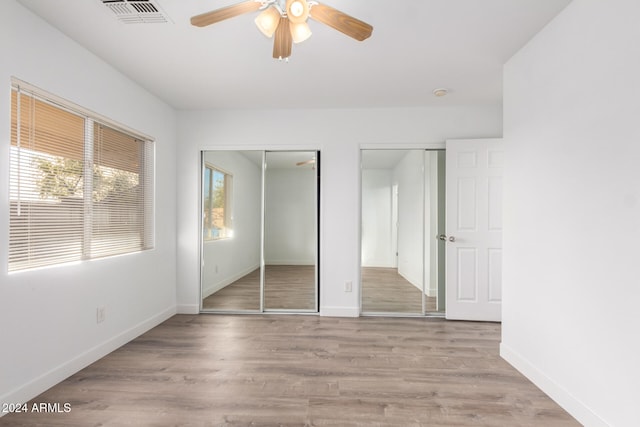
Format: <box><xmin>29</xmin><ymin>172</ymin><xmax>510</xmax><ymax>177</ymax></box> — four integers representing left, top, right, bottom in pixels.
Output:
<box><xmin>9</xmin><ymin>83</ymin><xmax>154</xmax><ymax>272</ymax></box>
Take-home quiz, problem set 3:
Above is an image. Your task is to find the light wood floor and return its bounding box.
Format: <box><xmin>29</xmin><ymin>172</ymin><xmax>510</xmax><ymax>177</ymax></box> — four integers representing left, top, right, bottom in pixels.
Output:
<box><xmin>362</xmin><ymin>267</ymin><xmax>438</xmax><ymax>313</ymax></box>
<box><xmin>0</xmin><ymin>315</ymin><xmax>579</xmax><ymax>426</ymax></box>
<box><xmin>202</xmin><ymin>265</ymin><xmax>316</xmax><ymax>311</ymax></box>
<box><xmin>204</xmin><ymin>266</ymin><xmax>438</xmax><ymax>314</ymax></box>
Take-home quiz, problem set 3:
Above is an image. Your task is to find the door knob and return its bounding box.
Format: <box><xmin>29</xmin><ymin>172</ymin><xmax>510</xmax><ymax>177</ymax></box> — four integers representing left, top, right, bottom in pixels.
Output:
<box><xmin>438</xmin><ymin>234</ymin><xmax>447</xmax><ymax>241</ymax></box>
<box><xmin>448</xmin><ymin>236</ymin><xmax>456</xmax><ymax>242</ymax></box>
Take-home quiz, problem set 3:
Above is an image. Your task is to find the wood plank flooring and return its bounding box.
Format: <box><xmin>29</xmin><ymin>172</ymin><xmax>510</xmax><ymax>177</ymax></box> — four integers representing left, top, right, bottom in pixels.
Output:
<box><xmin>204</xmin><ymin>266</ymin><xmax>437</xmax><ymax>314</ymax></box>
<box><xmin>202</xmin><ymin>266</ymin><xmax>316</xmax><ymax>311</ymax></box>
<box><xmin>263</xmin><ymin>265</ymin><xmax>316</xmax><ymax>310</ymax></box>
<box><xmin>362</xmin><ymin>267</ymin><xmax>438</xmax><ymax>314</ymax></box>
<box><xmin>202</xmin><ymin>268</ymin><xmax>261</xmax><ymax>311</ymax></box>
<box><xmin>0</xmin><ymin>315</ymin><xmax>579</xmax><ymax>426</ymax></box>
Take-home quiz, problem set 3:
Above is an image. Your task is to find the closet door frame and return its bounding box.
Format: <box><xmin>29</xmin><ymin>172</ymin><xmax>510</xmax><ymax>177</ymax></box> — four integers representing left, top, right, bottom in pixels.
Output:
<box><xmin>359</xmin><ymin>143</ymin><xmax>445</xmax><ymax>317</ymax></box>
<box><xmin>199</xmin><ymin>147</ymin><xmax>321</xmax><ymax>314</ymax></box>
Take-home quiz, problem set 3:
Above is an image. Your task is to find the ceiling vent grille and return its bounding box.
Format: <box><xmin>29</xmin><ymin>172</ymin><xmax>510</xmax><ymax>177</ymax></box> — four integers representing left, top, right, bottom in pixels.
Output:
<box><xmin>100</xmin><ymin>0</ymin><xmax>171</xmax><ymax>24</ymax></box>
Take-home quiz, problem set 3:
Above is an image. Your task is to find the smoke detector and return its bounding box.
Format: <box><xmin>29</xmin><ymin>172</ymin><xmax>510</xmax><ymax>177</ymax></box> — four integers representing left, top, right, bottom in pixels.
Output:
<box><xmin>433</xmin><ymin>88</ymin><xmax>449</xmax><ymax>97</ymax></box>
<box><xmin>100</xmin><ymin>0</ymin><xmax>171</xmax><ymax>24</ymax></box>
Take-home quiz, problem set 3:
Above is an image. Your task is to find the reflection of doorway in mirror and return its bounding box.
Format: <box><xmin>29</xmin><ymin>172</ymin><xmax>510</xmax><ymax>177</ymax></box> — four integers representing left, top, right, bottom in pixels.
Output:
<box><xmin>360</xmin><ymin>149</ymin><xmax>445</xmax><ymax>315</ymax></box>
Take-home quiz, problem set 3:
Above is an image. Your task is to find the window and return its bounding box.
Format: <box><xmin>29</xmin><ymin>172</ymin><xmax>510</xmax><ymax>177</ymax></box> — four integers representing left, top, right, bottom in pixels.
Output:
<box><xmin>9</xmin><ymin>81</ymin><xmax>154</xmax><ymax>272</ymax></box>
<box><xmin>203</xmin><ymin>164</ymin><xmax>233</xmax><ymax>240</ymax></box>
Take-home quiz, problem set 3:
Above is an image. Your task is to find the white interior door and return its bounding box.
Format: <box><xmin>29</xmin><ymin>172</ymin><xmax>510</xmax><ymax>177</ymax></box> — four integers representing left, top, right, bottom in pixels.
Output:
<box><xmin>445</xmin><ymin>139</ymin><xmax>503</xmax><ymax>321</ymax></box>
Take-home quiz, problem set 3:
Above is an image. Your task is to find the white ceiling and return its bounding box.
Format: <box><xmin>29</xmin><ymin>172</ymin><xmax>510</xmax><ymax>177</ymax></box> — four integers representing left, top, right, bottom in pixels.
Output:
<box><xmin>362</xmin><ymin>149</ymin><xmax>416</xmax><ymax>169</ymax></box>
<box><xmin>17</xmin><ymin>0</ymin><xmax>572</xmax><ymax>110</ymax></box>
<box><xmin>238</xmin><ymin>150</ymin><xmax>317</xmax><ymax>169</ymax></box>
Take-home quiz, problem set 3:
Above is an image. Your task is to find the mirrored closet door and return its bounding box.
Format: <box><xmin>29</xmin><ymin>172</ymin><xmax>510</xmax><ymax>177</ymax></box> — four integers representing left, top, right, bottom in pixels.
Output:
<box><xmin>200</xmin><ymin>150</ymin><xmax>262</xmax><ymax>311</ymax></box>
<box><xmin>263</xmin><ymin>151</ymin><xmax>318</xmax><ymax>311</ymax></box>
<box><xmin>200</xmin><ymin>150</ymin><xmax>319</xmax><ymax>313</ymax></box>
<box><xmin>360</xmin><ymin>149</ymin><xmax>445</xmax><ymax>315</ymax></box>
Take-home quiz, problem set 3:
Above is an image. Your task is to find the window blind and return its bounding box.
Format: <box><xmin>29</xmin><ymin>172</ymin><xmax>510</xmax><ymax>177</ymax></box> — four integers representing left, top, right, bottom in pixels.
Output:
<box><xmin>9</xmin><ymin>84</ymin><xmax>154</xmax><ymax>272</ymax></box>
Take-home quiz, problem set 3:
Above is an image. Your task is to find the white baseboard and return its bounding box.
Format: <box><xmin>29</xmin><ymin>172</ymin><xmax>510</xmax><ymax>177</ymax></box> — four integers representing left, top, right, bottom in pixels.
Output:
<box><xmin>0</xmin><ymin>305</ymin><xmax>175</xmax><ymax>412</ymax></box>
<box><xmin>500</xmin><ymin>342</ymin><xmax>608</xmax><ymax>427</ymax></box>
<box><xmin>361</xmin><ymin>263</ymin><xmax>396</xmax><ymax>268</ymax></box>
<box><xmin>176</xmin><ymin>304</ymin><xmax>199</xmax><ymax>314</ymax></box>
<box><xmin>321</xmin><ymin>306</ymin><xmax>360</xmax><ymax>317</ymax></box>
<box><xmin>264</xmin><ymin>260</ymin><xmax>315</xmax><ymax>266</ymax></box>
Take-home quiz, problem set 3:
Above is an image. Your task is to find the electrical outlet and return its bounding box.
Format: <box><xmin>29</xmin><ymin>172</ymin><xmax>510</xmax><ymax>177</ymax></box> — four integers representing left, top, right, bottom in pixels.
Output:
<box><xmin>96</xmin><ymin>306</ymin><xmax>106</xmax><ymax>324</ymax></box>
<box><xmin>345</xmin><ymin>281</ymin><xmax>353</xmax><ymax>292</ymax></box>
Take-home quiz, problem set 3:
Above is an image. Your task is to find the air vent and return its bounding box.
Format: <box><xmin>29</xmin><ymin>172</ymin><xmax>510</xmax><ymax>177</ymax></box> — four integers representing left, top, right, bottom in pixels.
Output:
<box><xmin>100</xmin><ymin>0</ymin><xmax>171</xmax><ymax>24</ymax></box>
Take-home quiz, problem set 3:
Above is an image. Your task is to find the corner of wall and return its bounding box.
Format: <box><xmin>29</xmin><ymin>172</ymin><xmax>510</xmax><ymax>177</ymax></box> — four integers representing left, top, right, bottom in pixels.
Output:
<box><xmin>0</xmin><ymin>305</ymin><xmax>175</xmax><ymax>408</ymax></box>
<box><xmin>176</xmin><ymin>304</ymin><xmax>200</xmax><ymax>315</ymax></box>
<box><xmin>500</xmin><ymin>343</ymin><xmax>608</xmax><ymax>427</ymax></box>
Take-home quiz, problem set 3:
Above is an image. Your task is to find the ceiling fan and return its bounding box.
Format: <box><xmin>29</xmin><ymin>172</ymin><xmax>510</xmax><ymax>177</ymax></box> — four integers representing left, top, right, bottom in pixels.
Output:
<box><xmin>296</xmin><ymin>158</ymin><xmax>315</xmax><ymax>167</ymax></box>
<box><xmin>191</xmin><ymin>0</ymin><xmax>373</xmax><ymax>60</ymax></box>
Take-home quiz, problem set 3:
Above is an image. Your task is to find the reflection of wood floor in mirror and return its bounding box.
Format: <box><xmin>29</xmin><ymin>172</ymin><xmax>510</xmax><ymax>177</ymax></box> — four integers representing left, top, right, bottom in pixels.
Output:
<box><xmin>362</xmin><ymin>267</ymin><xmax>438</xmax><ymax>313</ymax></box>
<box><xmin>202</xmin><ymin>268</ymin><xmax>261</xmax><ymax>311</ymax></box>
<box><xmin>202</xmin><ymin>265</ymin><xmax>316</xmax><ymax>311</ymax></box>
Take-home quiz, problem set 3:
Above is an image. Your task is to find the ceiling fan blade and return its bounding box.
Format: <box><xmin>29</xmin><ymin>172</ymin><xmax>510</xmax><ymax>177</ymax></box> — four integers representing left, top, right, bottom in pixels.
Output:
<box><xmin>273</xmin><ymin>17</ymin><xmax>293</xmax><ymax>59</ymax></box>
<box><xmin>191</xmin><ymin>1</ymin><xmax>262</xmax><ymax>27</ymax></box>
<box><xmin>309</xmin><ymin>2</ymin><xmax>373</xmax><ymax>41</ymax></box>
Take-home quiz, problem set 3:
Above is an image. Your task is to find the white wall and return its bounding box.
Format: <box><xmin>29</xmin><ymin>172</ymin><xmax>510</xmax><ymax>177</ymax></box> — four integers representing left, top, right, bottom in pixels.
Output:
<box><xmin>264</xmin><ymin>167</ymin><xmax>316</xmax><ymax>265</ymax></box>
<box><xmin>426</xmin><ymin>151</ymin><xmax>441</xmax><ymax>297</ymax></box>
<box><xmin>0</xmin><ymin>0</ymin><xmax>177</xmax><ymax>407</ymax></box>
<box><xmin>502</xmin><ymin>1</ymin><xmax>640</xmax><ymax>425</ymax></box>
<box><xmin>393</xmin><ymin>151</ymin><xmax>425</xmax><ymax>288</ymax></box>
<box><xmin>202</xmin><ymin>151</ymin><xmax>261</xmax><ymax>297</ymax></box>
<box><xmin>361</xmin><ymin>169</ymin><xmax>395</xmax><ymax>268</ymax></box>
<box><xmin>177</xmin><ymin>106</ymin><xmax>502</xmax><ymax>316</ymax></box>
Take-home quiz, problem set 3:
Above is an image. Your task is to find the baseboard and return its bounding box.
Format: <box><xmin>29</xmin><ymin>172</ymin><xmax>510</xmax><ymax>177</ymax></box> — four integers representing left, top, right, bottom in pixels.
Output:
<box><xmin>361</xmin><ymin>263</ymin><xmax>396</xmax><ymax>268</ymax></box>
<box><xmin>0</xmin><ymin>305</ymin><xmax>176</xmax><ymax>412</ymax></box>
<box><xmin>176</xmin><ymin>304</ymin><xmax>199</xmax><ymax>314</ymax></box>
<box><xmin>425</xmin><ymin>288</ymin><xmax>437</xmax><ymax>297</ymax></box>
<box><xmin>500</xmin><ymin>342</ymin><xmax>608</xmax><ymax>427</ymax></box>
<box><xmin>321</xmin><ymin>306</ymin><xmax>360</xmax><ymax>317</ymax></box>
<box><xmin>264</xmin><ymin>260</ymin><xmax>315</xmax><ymax>266</ymax></box>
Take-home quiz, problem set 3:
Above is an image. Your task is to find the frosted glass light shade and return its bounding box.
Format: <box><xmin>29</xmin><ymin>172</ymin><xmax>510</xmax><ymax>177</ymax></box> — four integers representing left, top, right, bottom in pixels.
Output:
<box><xmin>290</xmin><ymin>2</ymin><xmax>304</xmax><ymax>17</ymax></box>
<box><xmin>286</xmin><ymin>0</ymin><xmax>309</xmax><ymax>24</ymax></box>
<box><xmin>255</xmin><ymin>6</ymin><xmax>281</xmax><ymax>38</ymax></box>
<box><xmin>290</xmin><ymin>21</ymin><xmax>312</xmax><ymax>44</ymax></box>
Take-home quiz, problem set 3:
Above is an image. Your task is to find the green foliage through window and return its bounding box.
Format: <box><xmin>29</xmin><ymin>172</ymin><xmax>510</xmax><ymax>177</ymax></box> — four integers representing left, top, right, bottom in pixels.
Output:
<box><xmin>204</xmin><ymin>165</ymin><xmax>232</xmax><ymax>240</ymax></box>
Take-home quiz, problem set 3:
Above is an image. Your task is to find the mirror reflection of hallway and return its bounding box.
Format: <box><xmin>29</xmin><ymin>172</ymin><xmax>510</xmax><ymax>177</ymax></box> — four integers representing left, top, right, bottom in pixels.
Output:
<box><xmin>200</xmin><ymin>150</ymin><xmax>318</xmax><ymax>313</ymax></box>
<box><xmin>360</xmin><ymin>149</ymin><xmax>445</xmax><ymax>315</ymax></box>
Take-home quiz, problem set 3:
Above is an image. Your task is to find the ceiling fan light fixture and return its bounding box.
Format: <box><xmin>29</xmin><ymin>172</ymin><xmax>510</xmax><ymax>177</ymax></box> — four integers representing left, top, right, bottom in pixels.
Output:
<box><xmin>191</xmin><ymin>0</ymin><xmax>373</xmax><ymax>60</ymax></box>
<box><xmin>255</xmin><ymin>6</ymin><xmax>281</xmax><ymax>38</ymax></box>
<box><xmin>290</xmin><ymin>21</ymin><xmax>312</xmax><ymax>44</ymax></box>
<box><xmin>286</xmin><ymin>0</ymin><xmax>309</xmax><ymax>24</ymax></box>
